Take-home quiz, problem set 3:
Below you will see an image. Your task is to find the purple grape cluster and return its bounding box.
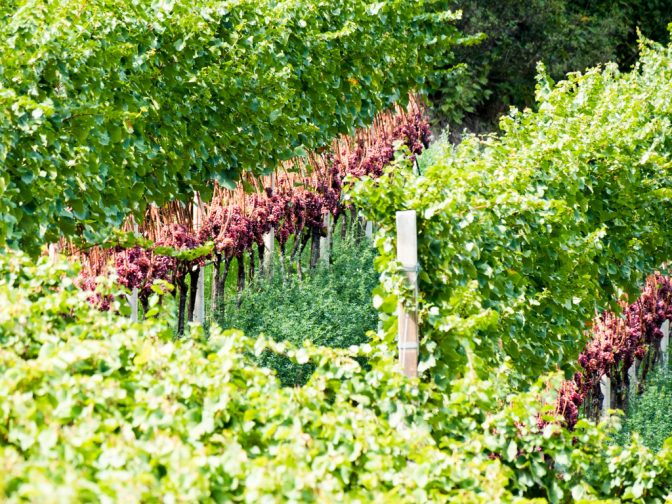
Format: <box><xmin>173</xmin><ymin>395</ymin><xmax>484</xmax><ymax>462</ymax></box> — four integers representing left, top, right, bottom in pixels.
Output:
<box><xmin>557</xmin><ymin>274</ymin><xmax>672</xmax><ymax>428</ymax></box>
<box><xmin>75</xmin><ymin>272</ymin><xmax>112</xmax><ymax>311</ymax></box>
<box><xmin>77</xmin><ymin>105</ymin><xmax>433</xmax><ymax>310</ymax></box>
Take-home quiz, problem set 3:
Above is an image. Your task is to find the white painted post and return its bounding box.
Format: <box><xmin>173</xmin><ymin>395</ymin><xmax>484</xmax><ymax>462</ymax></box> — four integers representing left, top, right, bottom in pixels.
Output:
<box><xmin>129</xmin><ymin>289</ymin><xmax>139</xmax><ymax>322</ymax></box>
<box><xmin>600</xmin><ymin>375</ymin><xmax>611</xmax><ymax>419</ymax></box>
<box><xmin>129</xmin><ymin>219</ymin><xmax>139</xmax><ymax>322</ymax></box>
<box><xmin>628</xmin><ymin>359</ymin><xmax>638</xmax><ymax>392</ymax></box>
<box><xmin>396</xmin><ymin>210</ymin><xmax>419</xmax><ymax>378</ymax></box>
<box><xmin>662</xmin><ymin>319</ymin><xmax>670</xmax><ymax>370</ymax></box>
<box><xmin>365</xmin><ymin>220</ymin><xmax>373</xmax><ymax>239</ymax></box>
<box><xmin>193</xmin><ymin>193</ymin><xmax>205</xmax><ymax>325</ymax></box>
<box><xmin>320</xmin><ymin>214</ymin><xmax>332</xmax><ymax>264</ymax></box>
<box><xmin>48</xmin><ymin>243</ymin><xmax>58</xmax><ymax>261</ymax></box>
<box><xmin>263</xmin><ymin>173</ymin><xmax>275</xmax><ymax>276</ymax></box>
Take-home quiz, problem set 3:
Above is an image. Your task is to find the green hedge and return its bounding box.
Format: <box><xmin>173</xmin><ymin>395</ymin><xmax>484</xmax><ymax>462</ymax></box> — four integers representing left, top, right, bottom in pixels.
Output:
<box><xmin>614</xmin><ymin>365</ymin><xmax>672</xmax><ymax>452</ymax></box>
<box><xmin>0</xmin><ymin>0</ymin><xmax>462</xmax><ymax>253</ymax></box>
<box><xmin>218</xmin><ymin>235</ymin><xmax>378</xmax><ymax>386</ymax></box>
<box><xmin>350</xmin><ymin>38</ymin><xmax>672</xmax><ymax>387</ymax></box>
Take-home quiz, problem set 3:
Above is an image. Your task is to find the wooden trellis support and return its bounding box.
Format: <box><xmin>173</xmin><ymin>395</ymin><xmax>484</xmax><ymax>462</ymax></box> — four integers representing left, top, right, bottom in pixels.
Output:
<box><xmin>129</xmin><ymin>289</ymin><xmax>139</xmax><ymax>322</ymax></box>
<box><xmin>129</xmin><ymin>218</ymin><xmax>139</xmax><ymax>322</ymax></box>
<box><xmin>263</xmin><ymin>173</ymin><xmax>275</xmax><ymax>276</ymax></box>
<box><xmin>48</xmin><ymin>243</ymin><xmax>58</xmax><ymax>261</ymax></box>
<box><xmin>396</xmin><ymin>210</ymin><xmax>419</xmax><ymax>378</ymax></box>
<box><xmin>662</xmin><ymin>319</ymin><xmax>670</xmax><ymax>369</ymax></box>
<box><xmin>193</xmin><ymin>193</ymin><xmax>205</xmax><ymax>325</ymax></box>
<box><xmin>600</xmin><ymin>374</ymin><xmax>611</xmax><ymax>419</ymax></box>
<box><xmin>365</xmin><ymin>220</ymin><xmax>373</xmax><ymax>239</ymax></box>
<box><xmin>320</xmin><ymin>213</ymin><xmax>332</xmax><ymax>264</ymax></box>
<box><xmin>627</xmin><ymin>359</ymin><xmax>638</xmax><ymax>391</ymax></box>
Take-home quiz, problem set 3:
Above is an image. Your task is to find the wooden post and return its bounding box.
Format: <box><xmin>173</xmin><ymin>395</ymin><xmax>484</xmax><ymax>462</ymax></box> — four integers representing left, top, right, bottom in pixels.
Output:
<box><xmin>129</xmin><ymin>289</ymin><xmax>139</xmax><ymax>322</ymax></box>
<box><xmin>48</xmin><ymin>243</ymin><xmax>58</xmax><ymax>261</ymax></box>
<box><xmin>263</xmin><ymin>173</ymin><xmax>275</xmax><ymax>276</ymax></box>
<box><xmin>263</xmin><ymin>229</ymin><xmax>275</xmax><ymax>276</ymax></box>
<box><xmin>396</xmin><ymin>210</ymin><xmax>419</xmax><ymax>378</ymax></box>
<box><xmin>193</xmin><ymin>193</ymin><xmax>205</xmax><ymax>325</ymax></box>
<box><xmin>129</xmin><ymin>218</ymin><xmax>139</xmax><ymax>322</ymax></box>
<box><xmin>320</xmin><ymin>214</ymin><xmax>332</xmax><ymax>264</ymax></box>
<box><xmin>365</xmin><ymin>220</ymin><xmax>373</xmax><ymax>239</ymax></box>
<box><xmin>628</xmin><ymin>359</ymin><xmax>638</xmax><ymax>391</ymax></box>
<box><xmin>662</xmin><ymin>319</ymin><xmax>670</xmax><ymax>369</ymax></box>
<box><xmin>600</xmin><ymin>375</ymin><xmax>611</xmax><ymax>419</ymax></box>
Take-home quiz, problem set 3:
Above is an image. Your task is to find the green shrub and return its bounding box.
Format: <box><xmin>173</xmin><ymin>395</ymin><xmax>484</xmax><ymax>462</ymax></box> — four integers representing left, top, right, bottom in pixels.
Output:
<box><xmin>3</xmin><ymin>250</ymin><xmax>672</xmax><ymax>502</ymax></box>
<box><xmin>615</xmin><ymin>363</ymin><xmax>672</xmax><ymax>452</ymax></box>
<box><xmin>350</xmin><ymin>39</ymin><xmax>672</xmax><ymax>387</ymax></box>
<box><xmin>217</xmin><ymin>236</ymin><xmax>378</xmax><ymax>386</ymax></box>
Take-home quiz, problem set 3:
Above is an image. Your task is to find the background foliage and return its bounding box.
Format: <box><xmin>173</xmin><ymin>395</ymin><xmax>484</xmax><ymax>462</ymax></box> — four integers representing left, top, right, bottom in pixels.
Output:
<box><xmin>431</xmin><ymin>0</ymin><xmax>672</xmax><ymax>129</ymax></box>
<box><xmin>584</xmin><ymin>0</ymin><xmax>672</xmax><ymax>68</ymax></box>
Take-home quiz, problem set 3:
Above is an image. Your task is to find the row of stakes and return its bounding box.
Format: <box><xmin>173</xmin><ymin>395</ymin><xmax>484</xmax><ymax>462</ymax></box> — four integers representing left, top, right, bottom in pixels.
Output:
<box><xmin>123</xmin><ymin>205</ymin><xmax>420</xmax><ymax>379</ymax></box>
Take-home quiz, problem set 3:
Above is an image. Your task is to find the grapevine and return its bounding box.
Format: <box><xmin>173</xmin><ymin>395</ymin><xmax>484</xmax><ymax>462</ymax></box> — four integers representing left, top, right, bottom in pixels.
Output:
<box><xmin>73</xmin><ymin>103</ymin><xmax>432</xmax><ymax>330</ymax></box>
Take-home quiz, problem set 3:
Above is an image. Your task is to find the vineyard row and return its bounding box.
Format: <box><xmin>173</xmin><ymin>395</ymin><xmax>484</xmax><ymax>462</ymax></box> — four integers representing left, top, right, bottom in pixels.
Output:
<box><xmin>66</xmin><ymin>99</ymin><xmax>431</xmax><ymax>333</ymax></box>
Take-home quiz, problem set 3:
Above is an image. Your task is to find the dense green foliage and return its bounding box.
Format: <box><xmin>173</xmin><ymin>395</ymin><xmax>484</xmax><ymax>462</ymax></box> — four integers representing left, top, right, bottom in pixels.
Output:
<box><xmin>0</xmin><ymin>0</ymin><xmax>462</xmax><ymax>253</ymax></box>
<box><xmin>615</xmin><ymin>365</ymin><xmax>672</xmax><ymax>452</ymax></box>
<box><xmin>432</xmin><ymin>0</ymin><xmax>624</xmax><ymax>125</ymax></box>
<box><xmin>218</xmin><ymin>236</ymin><xmax>378</xmax><ymax>386</ymax></box>
<box><xmin>2</xmin><ymin>251</ymin><xmax>672</xmax><ymax>502</ymax></box>
<box><xmin>432</xmin><ymin>1</ymin><xmax>672</xmax><ymax>127</ymax></box>
<box><xmin>584</xmin><ymin>0</ymin><xmax>672</xmax><ymax>67</ymax></box>
<box><xmin>351</xmin><ymin>39</ymin><xmax>672</xmax><ymax>387</ymax></box>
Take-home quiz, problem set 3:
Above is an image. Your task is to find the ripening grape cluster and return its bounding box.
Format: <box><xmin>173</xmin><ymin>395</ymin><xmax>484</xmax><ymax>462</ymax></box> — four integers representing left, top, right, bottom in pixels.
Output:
<box><xmin>77</xmin><ymin>108</ymin><xmax>432</xmax><ymax>305</ymax></box>
<box><xmin>557</xmin><ymin>274</ymin><xmax>672</xmax><ymax>427</ymax></box>
<box><xmin>74</xmin><ymin>274</ymin><xmax>112</xmax><ymax>312</ymax></box>
<box><xmin>157</xmin><ymin>223</ymin><xmax>206</xmax><ymax>274</ymax></box>
<box><xmin>195</xmin><ymin>108</ymin><xmax>430</xmax><ymax>262</ymax></box>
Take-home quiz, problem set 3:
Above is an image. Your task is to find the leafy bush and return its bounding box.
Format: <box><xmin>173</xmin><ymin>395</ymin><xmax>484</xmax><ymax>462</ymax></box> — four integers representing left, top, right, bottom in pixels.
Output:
<box><xmin>430</xmin><ymin>0</ymin><xmax>626</xmax><ymax>126</ymax></box>
<box><xmin>2</xmin><ymin>251</ymin><xmax>672</xmax><ymax>501</ymax></box>
<box><xmin>350</xmin><ymin>39</ymin><xmax>672</xmax><ymax>387</ymax></box>
<box><xmin>0</xmin><ymin>0</ymin><xmax>463</xmax><ymax>253</ymax></box>
<box><xmin>614</xmin><ymin>364</ymin><xmax>672</xmax><ymax>452</ymax></box>
<box><xmin>431</xmin><ymin>1</ymin><xmax>672</xmax><ymax>128</ymax></box>
<box><xmin>217</xmin><ymin>236</ymin><xmax>378</xmax><ymax>386</ymax></box>
<box><xmin>583</xmin><ymin>0</ymin><xmax>672</xmax><ymax>67</ymax></box>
